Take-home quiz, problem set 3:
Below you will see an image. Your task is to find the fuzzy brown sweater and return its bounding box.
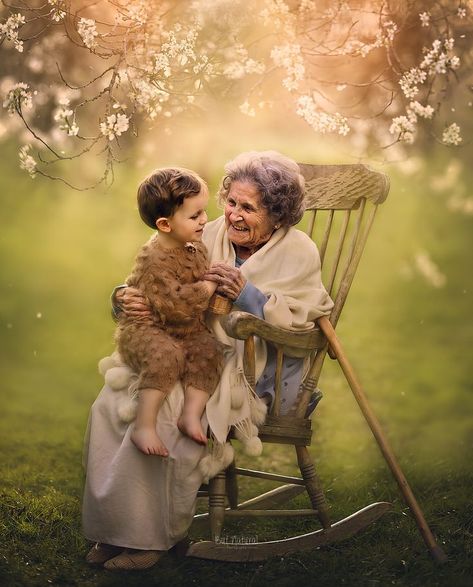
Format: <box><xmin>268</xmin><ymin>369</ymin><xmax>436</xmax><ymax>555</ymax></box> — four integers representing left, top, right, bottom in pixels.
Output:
<box><xmin>116</xmin><ymin>236</ymin><xmax>223</xmax><ymax>394</ymax></box>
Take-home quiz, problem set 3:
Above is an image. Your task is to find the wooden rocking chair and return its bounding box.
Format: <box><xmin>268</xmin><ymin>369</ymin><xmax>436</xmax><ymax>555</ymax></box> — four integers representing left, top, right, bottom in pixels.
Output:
<box><xmin>186</xmin><ymin>163</ymin><xmax>446</xmax><ymax>563</ymax></box>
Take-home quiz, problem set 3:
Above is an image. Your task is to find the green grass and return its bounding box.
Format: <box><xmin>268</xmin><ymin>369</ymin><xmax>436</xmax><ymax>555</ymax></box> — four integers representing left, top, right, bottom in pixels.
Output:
<box><xmin>0</xmin><ymin>144</ymin><xmax>472</xmax><ymax>586</ymax></box>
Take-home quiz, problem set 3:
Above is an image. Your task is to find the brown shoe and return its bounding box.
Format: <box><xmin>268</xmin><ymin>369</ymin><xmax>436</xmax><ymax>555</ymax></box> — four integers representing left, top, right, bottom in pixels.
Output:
<box><xmin>103</xmin><ymin>549</ymin><xmax>163</xmax><ymax>571</ymax></box>
<box><xmin>85</xmin><ymin>542</ymin><xmax>123</xmax><ymax>564</ymax></box>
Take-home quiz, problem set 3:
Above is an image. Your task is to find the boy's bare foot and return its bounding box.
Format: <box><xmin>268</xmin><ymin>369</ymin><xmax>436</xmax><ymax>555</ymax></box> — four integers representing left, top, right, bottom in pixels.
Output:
<box><xmin>177</xmin><ymin>414</ymin><xmax>207</xmax><ymax>445</ymax></box>
<box><xmin>131</xmin><ymin>427</ymin><xmax>169</xmax><ymax>457</ymax></box>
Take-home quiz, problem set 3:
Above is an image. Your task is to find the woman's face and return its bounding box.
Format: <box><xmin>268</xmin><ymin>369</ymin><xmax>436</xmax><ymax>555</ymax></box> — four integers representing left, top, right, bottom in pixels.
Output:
<box><xmin>224</xmin><ymin>181</ymin><xmax>275</xmax><ymax>250</ymax></box>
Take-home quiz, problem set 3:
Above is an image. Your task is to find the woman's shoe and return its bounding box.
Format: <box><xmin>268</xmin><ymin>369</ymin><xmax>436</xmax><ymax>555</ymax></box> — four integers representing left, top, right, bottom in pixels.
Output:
<box><xmin>103</xmin><ymin>549</ymin><xmax>163</xmax><ymax>571</ymax></box>
<box><xmin>85</xmin><ymin>542</ymin><xmax>123</xmax><ymax>564</ymax></box>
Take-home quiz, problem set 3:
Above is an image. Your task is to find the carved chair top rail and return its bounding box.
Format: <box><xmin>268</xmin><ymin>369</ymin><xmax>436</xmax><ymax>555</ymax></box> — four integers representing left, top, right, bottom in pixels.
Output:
<box><xmin>298</xmin><ymin>163</ymin><xmax>389</xmax><ymax>210</ymax></box>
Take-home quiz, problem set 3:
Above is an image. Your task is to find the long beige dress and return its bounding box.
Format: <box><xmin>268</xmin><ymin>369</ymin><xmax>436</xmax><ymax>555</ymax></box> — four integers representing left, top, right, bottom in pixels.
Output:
<box><xmin>82</xmin><ymin>217</ymin><xmax>333</xmax><ymax>550</ymax></box>
<box><xmin>82</xmin><ymin>382</ymin><xmax>205</xmax><ymax>550</ymax></box>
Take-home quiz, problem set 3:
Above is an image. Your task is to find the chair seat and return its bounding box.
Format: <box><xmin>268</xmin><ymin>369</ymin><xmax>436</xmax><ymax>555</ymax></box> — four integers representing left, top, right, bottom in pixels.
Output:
<box><xmin>258</xmin><ymin>415</ymin><xmax>312</xmax><ymax>446</ymax></box>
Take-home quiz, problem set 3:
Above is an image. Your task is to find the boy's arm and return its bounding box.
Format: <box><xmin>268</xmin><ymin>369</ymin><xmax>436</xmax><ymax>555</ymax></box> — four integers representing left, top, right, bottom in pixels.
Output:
<box><xmin>144</xmin><ymin>270</ymin><xmax>214</xmax><ymax>322</ymax></box>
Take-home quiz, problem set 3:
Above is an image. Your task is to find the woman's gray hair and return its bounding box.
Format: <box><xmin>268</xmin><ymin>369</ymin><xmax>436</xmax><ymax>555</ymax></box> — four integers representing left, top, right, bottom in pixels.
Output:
<box><xmin>218</xmin><ymin>151</ymin><xmax>306</xmax><ymax>227</ymax></box>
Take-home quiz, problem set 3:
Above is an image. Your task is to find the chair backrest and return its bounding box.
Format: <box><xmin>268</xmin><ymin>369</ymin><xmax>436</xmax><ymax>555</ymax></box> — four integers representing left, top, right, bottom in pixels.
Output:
<box><xmin>299</xmin><ymin>163</ymin><xmax>389</xmax><ymax>328</ymax></box>
<box><xmin>273</xmin><ymin>163</ymin><xmax>389</xmax><ymax>421</ymax></box>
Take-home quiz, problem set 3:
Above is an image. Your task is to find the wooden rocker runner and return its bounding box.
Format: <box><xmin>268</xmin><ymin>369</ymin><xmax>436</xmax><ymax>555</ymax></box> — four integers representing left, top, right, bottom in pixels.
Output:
<box><xmin>186</xmin><ymin>163</ymin><xmax>447</xmax><ymax>564</ymax></box>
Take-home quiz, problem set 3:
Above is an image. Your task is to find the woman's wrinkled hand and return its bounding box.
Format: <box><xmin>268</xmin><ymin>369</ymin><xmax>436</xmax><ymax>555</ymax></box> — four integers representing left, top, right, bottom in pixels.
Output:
<box><xmin>203</xmin><ymin>262</ymin><xmax>247</xmax><ymax>301</ymax></box>
<box><xmin>115</xmin><ymin>286</ymin><xmax>152</xmax><ymax>318</ymax></box>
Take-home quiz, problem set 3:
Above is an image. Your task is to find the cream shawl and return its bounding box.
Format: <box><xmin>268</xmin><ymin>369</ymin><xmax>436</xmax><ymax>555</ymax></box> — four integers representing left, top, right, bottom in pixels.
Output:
<box><xmin>203</xmin><ymin>216</ymin><xmax>334</xmax><ymax>450</ymax></box>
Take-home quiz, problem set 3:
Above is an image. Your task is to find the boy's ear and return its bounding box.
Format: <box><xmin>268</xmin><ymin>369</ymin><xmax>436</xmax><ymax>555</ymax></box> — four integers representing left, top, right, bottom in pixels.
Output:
<box><xmin>156</xmin><ymin>217</ymin><xmax>171</xmax><ymax>232</ymax></box>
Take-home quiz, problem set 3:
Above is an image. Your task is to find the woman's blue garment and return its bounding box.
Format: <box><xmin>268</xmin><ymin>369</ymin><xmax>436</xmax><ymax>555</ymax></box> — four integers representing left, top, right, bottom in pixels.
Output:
<box><xmin>234</xmin><ymin>257</ymin><xmax>304</xmax><ymax>414</ymax></box>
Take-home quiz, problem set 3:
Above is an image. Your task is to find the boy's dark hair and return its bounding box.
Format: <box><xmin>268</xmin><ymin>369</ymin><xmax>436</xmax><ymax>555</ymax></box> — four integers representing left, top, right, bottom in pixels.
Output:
<box><xmin>137</xmin><ymin>167</ymin><xmax>206</xmax><ymax>229</ymax></box>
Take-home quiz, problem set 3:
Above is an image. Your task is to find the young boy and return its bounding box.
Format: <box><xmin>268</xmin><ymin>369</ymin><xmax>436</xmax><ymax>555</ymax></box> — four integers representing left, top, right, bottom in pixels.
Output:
<box><xmin>115</xmin><ymin>168</ymin><xmax>223</xmax><ymax>457</ymax></box>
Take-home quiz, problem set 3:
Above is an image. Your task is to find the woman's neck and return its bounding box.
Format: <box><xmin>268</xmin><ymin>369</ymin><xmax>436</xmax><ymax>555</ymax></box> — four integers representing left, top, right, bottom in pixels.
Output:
<box><xmin>234</xmin><ymin>243</ymin><xmax>263</xmax><ymax>260</ymax></box>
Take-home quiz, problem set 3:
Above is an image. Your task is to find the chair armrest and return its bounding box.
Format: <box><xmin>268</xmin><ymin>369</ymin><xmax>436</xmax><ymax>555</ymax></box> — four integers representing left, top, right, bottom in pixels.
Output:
<box><xmin>220</xmin><ymin>311</ymin><xmax>326</xmax><ymax>358</ymax></box>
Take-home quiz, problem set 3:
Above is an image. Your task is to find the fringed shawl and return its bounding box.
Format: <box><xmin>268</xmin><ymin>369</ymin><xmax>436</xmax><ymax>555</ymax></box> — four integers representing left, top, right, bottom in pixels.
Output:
<box><xmin>203</xmin><ymin>217</ymin><xmax>334</xmax><ymax>448</ymax></box>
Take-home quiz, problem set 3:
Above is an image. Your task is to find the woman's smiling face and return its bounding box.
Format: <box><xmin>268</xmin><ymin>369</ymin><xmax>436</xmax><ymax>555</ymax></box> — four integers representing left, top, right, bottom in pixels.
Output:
<box><xmin>224</xmin><ymin>181</ymin><xmax>275</xmax><ymax>251</ymax></box>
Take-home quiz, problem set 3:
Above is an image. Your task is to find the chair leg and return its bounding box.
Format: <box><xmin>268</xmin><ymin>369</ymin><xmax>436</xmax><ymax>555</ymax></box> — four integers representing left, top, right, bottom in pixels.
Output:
<box><xmin>209</xmin><ymin>470</ymin><xmax>226</xmax><ymax>541</ymax></box>
<box><xmin>225</xmin><ymin>459</ymin><xmax>239</xmax><ymax>509</ymax></box>
<box><xmin>296</xmin><ymin>445</ymin><xmax>331</xmax><ymax>529</ymax></box>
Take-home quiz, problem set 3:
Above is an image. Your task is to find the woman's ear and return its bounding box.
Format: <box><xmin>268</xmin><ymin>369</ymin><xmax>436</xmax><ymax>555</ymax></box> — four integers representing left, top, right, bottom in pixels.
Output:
<box><xmin>156</xmin><ymin>217</ymin><xmax>171</xmax><ymax>232</ymax></box>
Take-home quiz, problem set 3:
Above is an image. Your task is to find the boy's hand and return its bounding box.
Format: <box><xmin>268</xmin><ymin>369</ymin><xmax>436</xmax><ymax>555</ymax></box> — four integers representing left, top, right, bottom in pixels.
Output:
<box><xmin>203</xmin><ymin>280</ymin><xmax>218</xmax><ymax>296</ymax></box>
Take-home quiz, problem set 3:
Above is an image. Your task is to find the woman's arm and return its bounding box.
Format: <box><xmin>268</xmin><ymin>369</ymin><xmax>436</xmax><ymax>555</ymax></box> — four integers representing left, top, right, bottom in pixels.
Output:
<box><xmin>112</xmin><ymin>285</ymin><xmax>155</xmax><ymax>320</ymax></box>
<box><xmin>202</xmin><ymin>262</ymin><xmax>246</xmax><ymax>300</ymax></box>
<box><xmin>203</xmin><ymin>262</ymin><xmax>268</xmax><ymax>318</ymax></box>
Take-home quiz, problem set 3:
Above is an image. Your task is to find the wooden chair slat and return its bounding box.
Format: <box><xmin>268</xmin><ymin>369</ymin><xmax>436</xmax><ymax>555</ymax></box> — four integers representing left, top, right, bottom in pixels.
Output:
<box><xmin>293</xmin><ymin>347</ymin><xmax>328</xmax><ymax>418</ymax></box>
<box><xmin>272</xmin><ymin>348</ymin><xmax>284</xmax><ymax>416</ymax></box>
<box><xmin>307</xmin><ymin>209</ymin><xmax>317</xmax><ymax>239</ymax></box>
<box><xmin>243</xmin><ymin>336</ymin><xmax>256</xmax><ymax>388</ymax></box>
<box><xmin>330</xmin><ymin>204</ymin><xmax>378</xmax><ymax>328</ymax></box>
<box><xmin>326</xmin><ymin>210</ymin><xmax>351</xmax><ymax>296</ymax></box>
<box><xmin>319</xmin><ymin>209</ymin><xmax>334</xmax><ymax>266</ymax></box>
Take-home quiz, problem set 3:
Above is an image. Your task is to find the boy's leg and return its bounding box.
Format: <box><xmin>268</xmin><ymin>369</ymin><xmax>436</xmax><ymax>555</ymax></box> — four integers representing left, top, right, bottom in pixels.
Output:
<box><xmin>131</xmin><ymin>388</ymin><xmax>169</xmax><ymax>456</ymax></box>
<box><xmin>177</xmin><ymin>385</ymin><xmax>209</xmax><ymax>445</ymax></box>
<box><xmin>179</xmin><ymin>330</ymin><xmax>224</xmax><ymax>445</ymax></box>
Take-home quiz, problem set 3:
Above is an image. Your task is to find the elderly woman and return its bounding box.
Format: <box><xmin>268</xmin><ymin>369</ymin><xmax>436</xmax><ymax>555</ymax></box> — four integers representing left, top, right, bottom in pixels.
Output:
<box><xmin>82</xmin><ymin>151</ymin><xmax>333</xmax><ymax>570</ymax></box>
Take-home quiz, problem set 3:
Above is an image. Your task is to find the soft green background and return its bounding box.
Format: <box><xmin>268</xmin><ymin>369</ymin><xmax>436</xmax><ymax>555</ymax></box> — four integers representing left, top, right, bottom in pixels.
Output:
<box><xmin>0</xmin><ymin>122</ymin><xmax>472</xmax><ymax>585</ymax></box>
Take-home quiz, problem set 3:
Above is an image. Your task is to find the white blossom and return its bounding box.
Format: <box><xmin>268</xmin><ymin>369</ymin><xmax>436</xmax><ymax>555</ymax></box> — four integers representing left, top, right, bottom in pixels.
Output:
<box><xmin>3</xmin><ymin>82</ymin><xmax>33</xmax><ymax>114</ymax></box>
<box><xmin>68</xmin><ymin>121</ymin><xmax>79</xmax><ymax>136</ymax></box>
<box><xmin>77</xmin><ymin>18</ymin><xmax>98</xmax><ymax>49</ymax></box>
<box><xmin>408</xmin><ymin>101</ymin><xmax>434</xmax><ymax>119</ymax></box>
<box><xmin>53</xmin><ymin>98</ymin><xmax>79</xmax><ymax>136</ymax></box>
<box><xmin>161</xmin><ymin>26</ymin><xmax>198</xmax><ymax>62</ymax></box>
<box><xmin>239</xmin><ymin>100</ymin><xmax>256</xmax><ymax>117</ymax></box>
<box><xmin>342</xmin><ymin>39</ymin><xmax>377</xmax><ymax>58</ymax></box>
<box><xmin>153</xmin><ymin>53</ymin><xmax>172</xmax><ymax>78</ymax></box>
<box><xmin>399</xmin><ymin>68</ymin><xmax>427</xmax><ymax>99</ymax></box>
<box><xmin>48</xmin><ymin>0</ymin><xmax>66</xmax><ymax>22</ymax></box>
<box><xmin>296</xmin><ymin>95</ymin><xmax>350</xmax><ymax>136</ymax></box>
<box><xmin>130</xmin><ymin>77</ymin><xmax>169</xmax><ymax>119</ymax></box>
<box><xmin>380</xmin><ymin>20</ymin><xmax>398</xmax><ymax>43</ymax></box>
<box><xmin>420</xmin><ymin>39</ymin><xmax>460</xmax><ymax>75</ymax></box>
<box><xmin>298</xmin><ymin>0</ymin><xmax>316</xmax><ymax>13</ymax></box>
<box><xmin>224</xmin><ymin>57</ymin><xmax>265</xmax><ymax>79</ymax></box>
<box><xmin>419</xmin><ymin>12</ymin><xmax>430</xmax><ymax>27</ymax></box>
<box><xmin>223</xmin><ymin>44</ymin><xmax>265</xmax><ymax>80</ymax></box>
<box><xmin>18</xmin><ymin>145</ymin><xmax>36</xmax><ymax>177</ymax></box>
<box><xmin>271</xmin><ymin>44</ymin><xmax>305</xmax><ymax>91</ymax></box>
<box><xmin>0</xmin><ymin>13</ymin><xmax>26</xmax><ymax>52</ymax></box>
<box><xmin>389</xmin><ymin>114</ymin><xmax>417</xmax><ymax>144</ymax></box>
<box><xmin>100</xmin><ymin>113</ymin><xmax>130</xmax><ymax>141</ymax></box>
<box><xmin>119</xmin><ymin>1</ymin><xmax>149</xmax><ymax>26</ymax></box>
<box><xmin>457</xmin><ymin>7</ymin><xmax>467</xmax><ymax>19</ymax></box>
<box><xmin>414</xmin><ymin>251</ymin><xmax>446</xmax><ymax>288</ymax></box>
<box><xmin>260</xmin><ymin>0</ymin><xmax>295</xmax><ymax>33</ymax></box>
<box><xmin>442</xmin><ymin>123</ymin><xmax>462</xmax><ymax>146</ymax></box>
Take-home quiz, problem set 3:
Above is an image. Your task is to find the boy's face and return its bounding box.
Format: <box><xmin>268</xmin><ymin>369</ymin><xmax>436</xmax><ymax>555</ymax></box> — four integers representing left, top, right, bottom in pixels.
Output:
<box><xmin>166</xmin><ymin>189</ymin><xmax>209</xmax><ymax>244</ymax></box>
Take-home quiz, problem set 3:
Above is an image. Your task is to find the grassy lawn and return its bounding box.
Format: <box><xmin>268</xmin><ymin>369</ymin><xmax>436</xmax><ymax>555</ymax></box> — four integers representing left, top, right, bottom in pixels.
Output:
<box><xmin>0</xmin><ymin>145</ymin><xmax>472</xmax><ymax>586</ymax></box>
